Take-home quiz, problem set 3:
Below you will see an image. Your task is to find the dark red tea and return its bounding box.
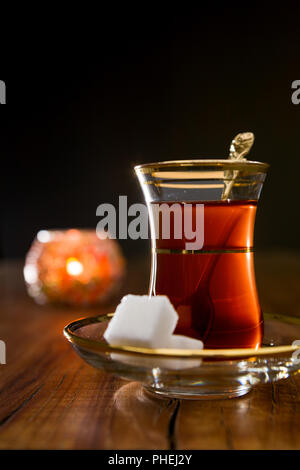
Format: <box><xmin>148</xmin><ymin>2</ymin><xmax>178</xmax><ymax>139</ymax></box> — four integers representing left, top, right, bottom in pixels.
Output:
<box><xmin>152</xmin><ymin>200</ymin><xmax>263</xmax><ymax>349</ymax></box>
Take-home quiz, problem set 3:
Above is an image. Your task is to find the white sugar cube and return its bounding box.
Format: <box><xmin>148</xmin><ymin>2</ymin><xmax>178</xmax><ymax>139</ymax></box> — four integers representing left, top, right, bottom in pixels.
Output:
<box><xmin>167</xmin><ymin>335</ymin><xmax>204</xmax><ymax>350</ymax></box>
<box><xmin>110</xmin><ymin>333</ymin><xmax>203</xmax><ymax>369</ymax></box>
<box><xmin>104</xmin><ymin>294</ymin><xmax>178</xmax><ymax>348</ymax></box>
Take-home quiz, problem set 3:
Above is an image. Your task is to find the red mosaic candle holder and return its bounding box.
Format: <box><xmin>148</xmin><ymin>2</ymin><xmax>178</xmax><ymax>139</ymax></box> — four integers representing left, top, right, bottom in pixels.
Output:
<box><xmin>24</xmin><ymin>229</ymin><xmax>125</xmax><ymax>306</ymax></box>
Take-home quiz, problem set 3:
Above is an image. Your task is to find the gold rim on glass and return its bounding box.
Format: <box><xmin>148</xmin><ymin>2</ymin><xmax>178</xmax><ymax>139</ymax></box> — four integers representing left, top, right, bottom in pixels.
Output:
<box><xmin>134</xmin><ymin>159</ymin><xmax>270</xmax><ymax>174</ymax></box>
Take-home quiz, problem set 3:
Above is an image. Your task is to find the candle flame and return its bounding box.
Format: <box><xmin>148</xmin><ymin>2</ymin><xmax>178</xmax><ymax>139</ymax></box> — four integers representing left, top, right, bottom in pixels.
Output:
<box><xmin>66</xmin><ymin>257</ymin><xmax>83</xmax><ymax>276</ymax></box>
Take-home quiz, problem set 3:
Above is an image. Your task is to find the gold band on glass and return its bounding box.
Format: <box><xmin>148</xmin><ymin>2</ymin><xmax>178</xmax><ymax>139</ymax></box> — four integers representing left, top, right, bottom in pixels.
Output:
<box><xmin>153</xmin><ymin>247</ymin><xmax>253</xmax><ymax>255</ymax></box>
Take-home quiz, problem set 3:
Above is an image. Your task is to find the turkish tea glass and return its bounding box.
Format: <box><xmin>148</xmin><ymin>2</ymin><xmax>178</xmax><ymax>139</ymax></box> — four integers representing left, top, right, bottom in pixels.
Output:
<box><xmin>135</xmin><ymin>160</ymin><xmax>269</xmax><ymax>349</ymax></box>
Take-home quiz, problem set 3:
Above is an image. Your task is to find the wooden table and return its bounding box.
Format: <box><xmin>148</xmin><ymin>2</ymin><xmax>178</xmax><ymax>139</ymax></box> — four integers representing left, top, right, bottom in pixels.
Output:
<box><xmin>0</xmin><ymin>254</ymin><xmax>299</xmax><ymax>450</ymax></box>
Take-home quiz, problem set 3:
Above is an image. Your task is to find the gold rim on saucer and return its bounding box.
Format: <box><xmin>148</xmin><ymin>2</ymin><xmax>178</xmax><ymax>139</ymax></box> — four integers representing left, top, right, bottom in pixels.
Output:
<box><xmin>64</xmin><ymin>312</ymin><xmax>300</xmax><ymax>359</ymax></box>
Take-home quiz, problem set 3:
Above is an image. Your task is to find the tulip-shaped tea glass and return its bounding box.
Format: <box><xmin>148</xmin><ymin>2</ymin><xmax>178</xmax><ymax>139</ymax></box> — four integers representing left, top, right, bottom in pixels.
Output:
<box><xmin>135</xmin><ymin>160</ymin><xmax>269</xmax><ymax>349</ymax></box>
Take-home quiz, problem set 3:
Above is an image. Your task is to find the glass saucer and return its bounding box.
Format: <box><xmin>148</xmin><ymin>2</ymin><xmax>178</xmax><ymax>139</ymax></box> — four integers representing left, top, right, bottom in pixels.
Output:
<box><xmin>63</xmin><ymin>313</ymin><xmax>300</xmax><ymax>400</ymax></box>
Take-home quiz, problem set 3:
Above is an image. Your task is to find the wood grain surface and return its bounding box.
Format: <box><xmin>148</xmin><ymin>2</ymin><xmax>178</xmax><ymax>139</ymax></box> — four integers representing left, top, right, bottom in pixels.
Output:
<box><xmin>0</xmin><ymin>253</ymin><xmax>299</xmax><ymax>450</ymax></box>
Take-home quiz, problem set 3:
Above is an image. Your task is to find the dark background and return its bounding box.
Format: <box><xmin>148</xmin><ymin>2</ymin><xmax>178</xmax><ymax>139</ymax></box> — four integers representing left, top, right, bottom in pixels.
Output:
<box><xmin>0</xmin><ymin>5</ymin><xmax>299</xmax><ymax>259</ymax></box>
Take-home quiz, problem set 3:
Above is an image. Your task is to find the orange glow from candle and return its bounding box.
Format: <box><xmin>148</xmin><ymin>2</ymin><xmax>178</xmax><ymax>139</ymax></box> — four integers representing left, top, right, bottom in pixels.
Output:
<box><xmin>24</xmin><ymin>229</ymin><xmax>125</xmax><ymax>305</ymax></box>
